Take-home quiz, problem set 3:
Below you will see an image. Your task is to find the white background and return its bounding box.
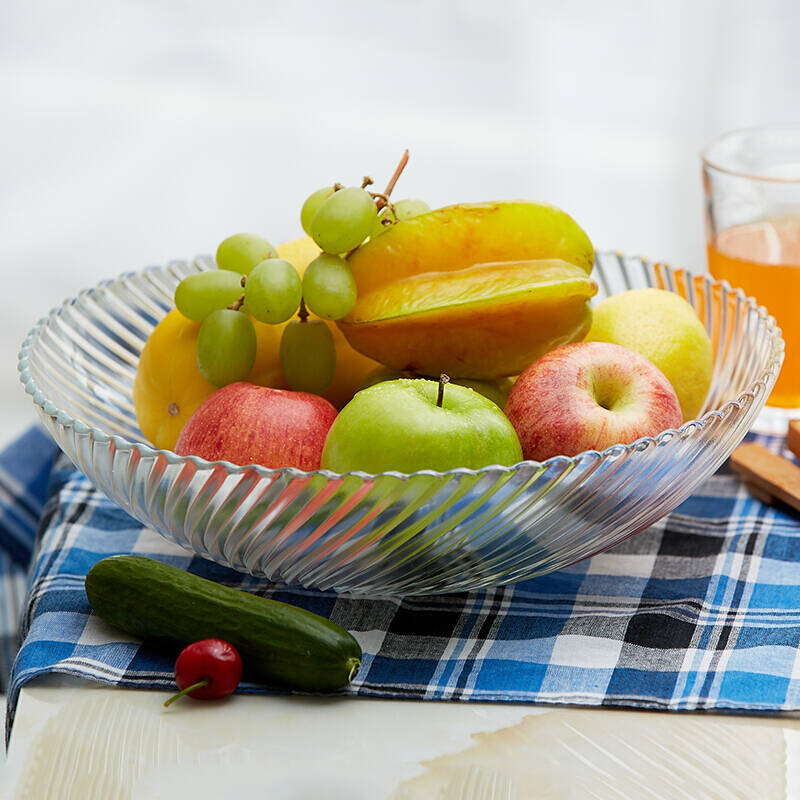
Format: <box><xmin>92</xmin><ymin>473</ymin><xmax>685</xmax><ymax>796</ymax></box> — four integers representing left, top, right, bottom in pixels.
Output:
<box><xmin>2</xmin><ymin>0</ymin><xmax>800</xmax><ymax>447</ymax></box>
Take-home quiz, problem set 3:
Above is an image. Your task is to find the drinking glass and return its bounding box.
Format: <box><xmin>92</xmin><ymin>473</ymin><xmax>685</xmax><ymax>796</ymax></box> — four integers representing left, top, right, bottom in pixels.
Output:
<box><xmin>703</xmin><ymin>126</ymin><xmax>800</xmax><ymax>424</ymax></box>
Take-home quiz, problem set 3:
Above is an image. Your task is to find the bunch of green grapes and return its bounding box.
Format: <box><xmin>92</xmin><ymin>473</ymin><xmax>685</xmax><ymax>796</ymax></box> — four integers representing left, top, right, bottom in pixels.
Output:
<box><xmin>173</xmin><ymin>152</ymin><xmax>429</xmax><ymax>397</ymax></box>
<box><xmin>174</xmin><ymin>233</ymin><xmax>302</xmax><ymax>388</ymax></box>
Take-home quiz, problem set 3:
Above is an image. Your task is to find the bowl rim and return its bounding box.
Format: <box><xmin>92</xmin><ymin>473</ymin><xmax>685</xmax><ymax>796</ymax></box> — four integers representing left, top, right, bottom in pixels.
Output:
<box><xmin>18</xmin><ymin>254</ymin><xmax>785</xmax><ymax>483</ymax></box>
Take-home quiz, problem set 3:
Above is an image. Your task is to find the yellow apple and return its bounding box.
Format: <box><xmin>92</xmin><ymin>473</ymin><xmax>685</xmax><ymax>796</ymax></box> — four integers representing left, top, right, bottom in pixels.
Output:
<box><xmin>585</xmin><ymin>288</ymin><xmax>713</xmax><ymax>421</ymax></box>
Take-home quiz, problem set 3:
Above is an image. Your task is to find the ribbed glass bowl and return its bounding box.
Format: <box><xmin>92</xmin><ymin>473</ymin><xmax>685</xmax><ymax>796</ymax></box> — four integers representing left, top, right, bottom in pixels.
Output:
<box><xmin>19</xmin><ymin>253</ymin><xmax>783</xmax><ymax>595</ymax></box>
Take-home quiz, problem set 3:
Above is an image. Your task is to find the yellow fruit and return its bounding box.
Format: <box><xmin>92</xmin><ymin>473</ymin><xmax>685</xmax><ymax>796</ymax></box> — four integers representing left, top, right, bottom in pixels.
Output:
<box><xmin>340</xmin><ymin>202</ymin><xmax>596</xmax><ymax>379</ymax></box>
<box><xmin>133</xmin><ymin>310</ymin><xmax>285</xmax><ymax>450</ymax></box>
<box><xmin>133</xmin><ymin>310</ymin><xmax>212</xmax><ymax>450</ymax></box>
<box><xmin>275</xmin><ymin>236</ymin><xmax>322</xmax><ymax>276</ymax></box>
<box><xmin>585</xmin><ymin>288</ymin><xmax>714</xmax><ymax>421</ymax></box>
<box><xmin>133</xmin><ymin>237</ymin><xmax>380</xmax><ymax>450</ymax></box>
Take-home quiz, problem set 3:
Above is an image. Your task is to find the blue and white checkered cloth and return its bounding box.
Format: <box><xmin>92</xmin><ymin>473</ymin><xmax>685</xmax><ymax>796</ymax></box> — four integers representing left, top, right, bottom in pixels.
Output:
<box><xmin>3</xmin><ymin>425</ymin><xmax>800</xmax><ymax>743</ymax></box>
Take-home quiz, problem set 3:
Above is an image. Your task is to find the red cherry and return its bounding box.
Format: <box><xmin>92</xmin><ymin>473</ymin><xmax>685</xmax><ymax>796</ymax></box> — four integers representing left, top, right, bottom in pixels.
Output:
<box><xmin>164</xmin><ymin>639</ymin><xmax>243</xmax><ymax>707</ymax></box>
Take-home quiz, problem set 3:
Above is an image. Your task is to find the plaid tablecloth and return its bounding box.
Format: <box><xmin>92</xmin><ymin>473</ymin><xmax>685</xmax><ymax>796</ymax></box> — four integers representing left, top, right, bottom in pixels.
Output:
<box><xmin>3</xmin><ymin>425</ymin><xmax>800</xmax><ymax>744</ymax></box>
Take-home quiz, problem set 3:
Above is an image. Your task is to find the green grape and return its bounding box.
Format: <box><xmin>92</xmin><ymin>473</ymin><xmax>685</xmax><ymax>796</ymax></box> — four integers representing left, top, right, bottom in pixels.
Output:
<box><xmin>372</xmin><ymin>198</ymin><xmax>431</xmax><ymax>238</ymax></box>
<box><xmin>301</xmin><ymin>186</ymin><xmax>335</xmax><ymax>235</ymax></box>
<box><xmin>302</xmin><ymin>254</ymin><xmax>357</xmax><ymax>320</ymax></box>
<box><xmin>216</xmin><ymin>233</ymin><xmax>278</xmax><ymax>275</ymax></box>
<box><xmin>244</xmin><ymin>258</ymin><xmax>302</xmax><ymax>324</ymax></box>
<box><xmin>393</xmin><ymin>198</ymin><xmax>431</xmax><ymax>220</ymax></box>
<box><xmin>197</xmin><ymin>309</ymin><xmax>257</xmax><ymax>387</ymax></box>
<box><xmin>310</xmin><ymin>187</ymin><xmax>377</xmax><ymax>254</ymax></box>
<box><xmin>174</xmin><ymin>270</ymin><xmax>244</xmax><ymax>321</ymax></box>
<box><xmin>280</xmin><ymin>319</ymin><xmax>336</xmax><ymax>395</ymax></box>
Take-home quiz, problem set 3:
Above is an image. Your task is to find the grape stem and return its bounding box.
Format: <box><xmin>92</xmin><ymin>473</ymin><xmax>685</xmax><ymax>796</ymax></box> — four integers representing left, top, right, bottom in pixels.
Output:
<box><xmin>380</xmin><ymin>201</ymin><xmax>398</xmax><ymax>226</ymax></box>
<box><xmin>226</xmin><ymin>276</ymin><xmax>247</xmax><ymax>311</ymax></box>
<box><xmin>370</xmin><ymin>191</ymin><xmax>396</xmax><ymax>215</ymax></box>
<box><xmin>437</xmin><ymin>373</ymin><xmax>450</xmax><ymax>408</ymax></box>
<box><xmin>377</xmin><ymin>149</ymin><xmax>410</xmax><ymax>209</ymax></box>
<box><xmin>298</xmin><ymin>298</ymin><xmax>309</xmax><ymax>322</ymax></box>
<box><xmin>345</xmin><ymin>149</ymin><xmax>409</xmax><ymax>260</ymax></box>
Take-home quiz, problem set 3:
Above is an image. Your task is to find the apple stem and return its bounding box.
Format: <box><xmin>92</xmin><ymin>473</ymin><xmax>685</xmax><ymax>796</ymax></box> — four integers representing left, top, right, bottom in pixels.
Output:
<box><xmin>437</xmin><ymin>373</ymin><xmax>450</xmax><ymax>408</ymax></box>
<box><xmin>297</xmin><ymin>298</ymin><xmax>309</xmax><ymax>322</ymax></box>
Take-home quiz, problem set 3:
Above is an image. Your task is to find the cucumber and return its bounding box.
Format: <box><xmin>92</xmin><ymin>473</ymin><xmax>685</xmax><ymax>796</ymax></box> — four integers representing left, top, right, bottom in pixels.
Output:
<box><xmin>85</xmin><ymin>555</ymin><xmax>361</xmax><ymax>692</ymax></box>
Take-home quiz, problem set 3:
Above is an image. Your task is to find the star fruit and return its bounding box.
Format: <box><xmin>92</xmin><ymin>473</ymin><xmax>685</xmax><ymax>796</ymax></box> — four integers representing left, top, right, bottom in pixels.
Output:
<box><xmin>339</xmin><ymin>201</ymin><xmax>597</xmax><ymax>379</ymax></box>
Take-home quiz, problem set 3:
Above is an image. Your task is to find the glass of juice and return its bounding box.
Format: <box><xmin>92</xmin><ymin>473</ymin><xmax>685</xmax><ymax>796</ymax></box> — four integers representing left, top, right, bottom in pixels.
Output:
<box><xmin>703</xmin><ymin>126</ymin><xmax>800</xmax><ymax>421</ymax></box>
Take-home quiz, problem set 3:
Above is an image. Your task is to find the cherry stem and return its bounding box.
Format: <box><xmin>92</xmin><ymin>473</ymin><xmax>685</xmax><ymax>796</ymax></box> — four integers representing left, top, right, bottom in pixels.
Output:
<box><xmin>163</xmin><ymin>677</ymin><xmax>210</xmax><ymax>708</ymax></box>
<box><xmin>375</xmin><ymin>149</ymin><xmax>409</xmax><ymax>211</ymax></box>
<box><xmin>298</xmin><ymin>297</ymin><xmax>309</xmax><ymax>322</ymax></box>
<box><xmin>437</xmin><ymin>373</ymin><xmax>450</xmax><ymax>408</ymax></box>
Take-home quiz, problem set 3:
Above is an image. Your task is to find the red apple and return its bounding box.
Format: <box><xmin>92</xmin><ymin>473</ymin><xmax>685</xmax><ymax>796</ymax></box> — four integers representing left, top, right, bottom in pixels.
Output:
<box><xmin>175</xmin><ymin>382</ymin><xmax>337</xmax><ymax>470</ymax></box>
<box><xmin>504</xmin><ymin>342</ymin><xmax>683</xmax><ymax>461</ymax></box>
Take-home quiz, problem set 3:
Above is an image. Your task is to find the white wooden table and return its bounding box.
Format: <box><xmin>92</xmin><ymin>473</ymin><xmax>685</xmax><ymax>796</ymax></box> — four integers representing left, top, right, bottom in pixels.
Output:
<box><xmin>3</xmin><ymin>677</ymin><xmax>800</xmax><ymax>799</ymax></box>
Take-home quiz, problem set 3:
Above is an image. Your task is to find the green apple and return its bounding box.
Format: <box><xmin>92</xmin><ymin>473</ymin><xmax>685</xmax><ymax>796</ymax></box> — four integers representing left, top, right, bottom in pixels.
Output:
<box><xmin>359</xmin><ymin>367</ymin><xmax>515</xmax><ymax>410</ymax></box>
<box><xmin>321</xmin><ymin>378</ymin><xmax>523</xmax><ymax>473</ymax></box>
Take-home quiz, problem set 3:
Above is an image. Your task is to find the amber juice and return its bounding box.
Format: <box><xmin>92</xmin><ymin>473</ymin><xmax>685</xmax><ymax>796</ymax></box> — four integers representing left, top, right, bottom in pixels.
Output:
<box><xmin>707</xmin><ymin>217</ymin><xmax>800</xmax><ymax>407</ymax></box>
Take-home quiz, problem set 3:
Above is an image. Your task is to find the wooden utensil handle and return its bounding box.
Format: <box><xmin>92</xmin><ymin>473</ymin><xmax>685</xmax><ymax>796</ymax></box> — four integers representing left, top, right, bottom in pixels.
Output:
<box><xmin>730</xmin><ymin>443</ymin><xmax>800</xmax><ymax>513</ymax></box>
<box><xmin>788</xmin><ymin>420</ymin><xmax>800</xmax><ymax>461</ymax></box>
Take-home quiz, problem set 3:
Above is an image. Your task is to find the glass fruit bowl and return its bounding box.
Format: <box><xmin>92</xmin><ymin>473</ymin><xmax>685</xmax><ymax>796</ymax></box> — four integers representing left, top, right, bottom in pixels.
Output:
<box><xmin>18</xmin><ymin>253</ymin><xmax>783</xmax><ymax>595</ymax></box>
